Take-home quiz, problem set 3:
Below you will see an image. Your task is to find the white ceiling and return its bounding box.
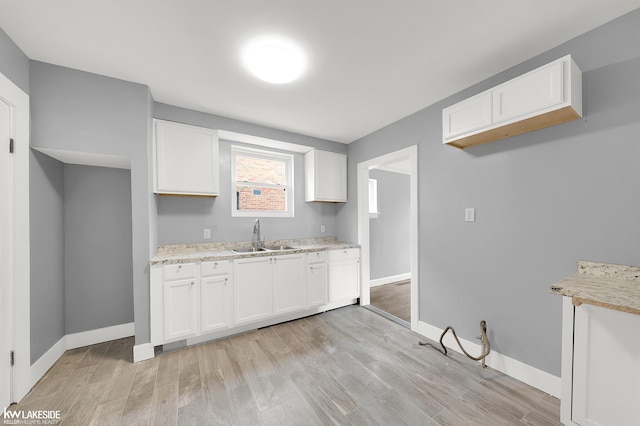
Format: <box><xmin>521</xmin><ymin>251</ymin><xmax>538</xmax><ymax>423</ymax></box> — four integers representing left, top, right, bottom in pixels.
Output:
<box><xmin>1</xmin><ymin>1</ymin><xmax>639</xmax><ymax>143</ymax></box>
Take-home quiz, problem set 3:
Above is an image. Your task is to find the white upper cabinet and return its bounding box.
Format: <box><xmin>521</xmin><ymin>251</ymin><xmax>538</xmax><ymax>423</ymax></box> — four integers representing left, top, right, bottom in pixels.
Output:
<box><xmin>443</xmin><ymin>92</ymin><xmax>493</xmax><ymax>140</ymax></box>
<box><xmin>443</xmin><ymin>55</ymin><xmax>582</xmax><ymax>149</ymax></box>
<box><xmin>154</xmin><ymin>119</ymin><xmax>220</xmax><ymax>196</ymax></box>
<box><xmin>305</xmin><ymin>149</ymin><xmax>347</xmax><ymax>202</ymax></box>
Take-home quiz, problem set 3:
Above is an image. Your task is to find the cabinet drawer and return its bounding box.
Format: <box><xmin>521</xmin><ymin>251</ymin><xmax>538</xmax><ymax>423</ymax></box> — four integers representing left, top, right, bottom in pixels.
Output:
<box><xmin>202</xmin><ymin>260</ymin><xmax>231</xmax><ymax>276</ymax></box>
<box><xmin>328</xmin><ymin>248</ymin><xmax>359</xmax><ymax>262</ymax></box>
<box><xmin>163</xmin><ymin>263</ymin><xmax>196</xmax><ymax>281</ymax></box>
<box><xmin>307</xmin><ymin>251</ymin><xmax>327</xmax><ymax>264</ymax></box>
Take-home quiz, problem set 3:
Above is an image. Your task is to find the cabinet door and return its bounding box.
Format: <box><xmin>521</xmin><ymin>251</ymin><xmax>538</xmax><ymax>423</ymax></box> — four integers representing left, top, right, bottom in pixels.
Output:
<box><xmin>155</xmin><ymin>120</ymin><xmax>219</xmax><ymax>196</ymax></box>
<box><xmin>442</xmin><ymin>92</ymin><xmax>492</xmax><ymax>141</ymax></box>
<box><xmin>201</xmin><ymin>275</ymin><xmax>231</xmax><ymax>333</ymax></box>
<box><xmin>493</xmin><ymin>60</ymin><xmax>564</xmax><ymax>124</ymax></box>
<box><xmin>273</xmin><ymin>254</ymin><xmax>306</xmax><ymax>315</ymax></box>
<box><xmin>163</xmin><ymin>278</ymin><xmax>198</xmax><ymax>341</ymax></box>
<box><xmin>305</xmin><ymin>150</ymin><xmax>347</xmax><ymax>202</ymax></box>
<box><xmin>234</xmin><ymin>257</ymin><xmax>272</xmax><ymax>324</ymax></box>
<box><xmin>306</xmin><ymin>262</ymin><xmax>327</xmax><ymax>308</ymax></box>
<box><xmin>328</xmin><ymin>249</ymin><xmax>360</xmax><ymax>302</ymax></box>
<box><xmin>572</xmin><ymin>304</ymin><xmax>640</xmax><ymax>426</ymax></box>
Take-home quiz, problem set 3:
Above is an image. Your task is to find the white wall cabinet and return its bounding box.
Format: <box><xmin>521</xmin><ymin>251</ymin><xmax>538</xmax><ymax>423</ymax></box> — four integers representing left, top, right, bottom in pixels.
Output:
<box><xmin>328</xmin><ymin>248</ymin><xmax>360</xmax><ymax>302</ymax></box>
<box><xmin>443</xmin><ymin>55</ymin><xmax>582</xmax><ymax>149</ymax></box>
<box><xmin>306</xmin><ymin>251</ymin><xmax>328</xmax><ymax>308</ymax></box>
<box><xmin>154</xmin><ymin>119</ymin><xmax>220</xmax><ymax>196</ymax></box>
<box><xmin>200</xmin><ymin>261</ymin><xmax>232</xmax><ymax>333</ymax></box>
<box><xmin>561</xmin><ymin>299</ymin><xmax>640</xmax><ymax>426</ymax></box>
<box><xmin>305</xmin><ymin>149</ymin><xmax>347</xmax><ymax>202</ymax></box>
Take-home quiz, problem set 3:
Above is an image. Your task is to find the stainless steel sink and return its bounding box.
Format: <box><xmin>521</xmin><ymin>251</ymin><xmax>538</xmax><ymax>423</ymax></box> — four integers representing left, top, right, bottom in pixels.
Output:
<box><xmin>230</xmin><ymin>247</ymin><xmax>267</xmax><ymax>254</ymax></box>
<box><xmin>264</xmin><ymin>245</ymin><xmax>296</xmax><ymax>251</ymax></box>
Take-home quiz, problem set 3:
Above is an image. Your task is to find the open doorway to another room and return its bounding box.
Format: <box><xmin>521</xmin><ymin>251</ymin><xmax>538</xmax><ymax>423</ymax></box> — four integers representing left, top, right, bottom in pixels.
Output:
<box><xmin>357</xmin><ymin>145</ymin><xmax>418</xmax><ymax>331</ymax></box>
<box><xmin>368</xmin><ymin>169</ymin><xmax>411</xmax><ymax>325</ymax></box>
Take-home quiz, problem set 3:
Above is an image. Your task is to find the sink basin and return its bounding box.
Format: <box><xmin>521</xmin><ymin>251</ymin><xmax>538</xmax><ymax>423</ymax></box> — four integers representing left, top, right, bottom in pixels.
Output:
<box><xmin>264</xmin><ymin>245</ymin><xmax>296</xmax><ymax>251</ymax></box>
<box><xmin>231</xmin><ymin>247</ymin><xmax>267</xmax><ymax>254</ymax></box>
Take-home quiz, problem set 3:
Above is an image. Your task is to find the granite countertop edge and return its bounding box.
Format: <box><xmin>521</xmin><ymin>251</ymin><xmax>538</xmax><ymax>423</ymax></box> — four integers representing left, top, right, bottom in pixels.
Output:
<box><xmin>550</xmin><ymin>260</ymin><xmax>640</xmax><ymax>316</ymax></box>
<box><xmin>150</xmin><ymin>237</ymin><xmax>360</xmax><ymax>265</ymax></box>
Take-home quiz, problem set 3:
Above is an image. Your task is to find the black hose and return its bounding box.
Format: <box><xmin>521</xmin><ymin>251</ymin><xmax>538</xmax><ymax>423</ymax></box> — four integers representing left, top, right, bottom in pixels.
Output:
<box><xmin>419</xmin><ymin>320</ymin><xmax>490</xmax><ymax>364</ymax></box>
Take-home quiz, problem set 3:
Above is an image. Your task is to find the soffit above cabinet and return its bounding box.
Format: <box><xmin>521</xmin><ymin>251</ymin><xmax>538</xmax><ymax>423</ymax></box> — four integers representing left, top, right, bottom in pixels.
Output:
<box><xmin>443</xmin><ymin>55</ymin><xmax>583</xmax><ymax>149</ymax></box>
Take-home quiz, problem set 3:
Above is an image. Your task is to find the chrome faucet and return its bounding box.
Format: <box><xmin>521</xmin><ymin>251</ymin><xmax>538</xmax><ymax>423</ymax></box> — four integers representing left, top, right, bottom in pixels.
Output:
<box><xmin>252</xmin><ymin>219</ymin><xmax>263</xmax><ymax>249</ymax></box>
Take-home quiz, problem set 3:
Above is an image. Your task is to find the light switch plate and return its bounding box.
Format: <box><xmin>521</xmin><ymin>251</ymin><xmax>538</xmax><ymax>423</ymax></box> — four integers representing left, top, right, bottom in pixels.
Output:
<box><xmin>465</xmin><ymin>208</ymin><xmax>475</xmax><ymax>222</ymax></box>
<box><xmin>203</xmin><ymin>228</ymin><xmax>211</xmax><ymax>239</ymax></box>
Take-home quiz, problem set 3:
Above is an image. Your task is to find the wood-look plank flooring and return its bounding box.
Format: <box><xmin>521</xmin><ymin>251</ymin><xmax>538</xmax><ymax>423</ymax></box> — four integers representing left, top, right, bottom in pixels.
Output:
<box><xmin>3</xmin><ymin>306</ymin><xmax>561</xmax><ymax>425</ymax></box>
<box><xmin>370</xmin><ymin>280</ymin><xmax>411</xmax><ymax>323</ymax></box>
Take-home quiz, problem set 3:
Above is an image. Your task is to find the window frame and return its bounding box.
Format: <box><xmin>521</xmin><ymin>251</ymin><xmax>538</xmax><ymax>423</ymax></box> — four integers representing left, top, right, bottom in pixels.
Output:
<box><xmin>231</xmin><ymin>145</ymin><xmax>295</xmax><ymax>218</ymax></box>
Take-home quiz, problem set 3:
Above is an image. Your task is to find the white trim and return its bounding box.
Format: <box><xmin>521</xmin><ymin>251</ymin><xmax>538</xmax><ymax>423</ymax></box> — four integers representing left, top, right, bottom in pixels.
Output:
<box><xmin>0</xmin><ymin>71</ymin><xmax>30</xmax><ymax>403</ymax></box>
<box><xmin>133</xmin><ymin>343</ymin><xmax>155</xmax><ymax>362</ymax></box>
<box><xmin>369</xmin><ymin>273</ymin><xmax>411</xmax><ymax>287</ymax></box>
<box><xmin>218</xmin><ymin>129</ymin><xmax>313</xmax><ymax>154</ymax></box>
<box><xmin>66</xmin><ymin>322</ymin><xmax>135</xmax><ymax>350</ymax></box>
<box><xmin>29</xmin><ymin>337</ymin><xmax>66</xmax><ymax>391</ymax></box>
<box><xmin>415</xmin><ymin>320</ymin><xmax>561</xmax><ymax>397</ymax></box>
<box><xmin>357</xmin><ymin>145</ymin><xmax>419</xmax><ymax>331</ymax></box>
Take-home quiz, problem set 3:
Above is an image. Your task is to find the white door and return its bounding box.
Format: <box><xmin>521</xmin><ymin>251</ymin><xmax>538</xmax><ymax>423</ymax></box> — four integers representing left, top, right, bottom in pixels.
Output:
<box><xmin>0</xmin><ymin>98</ymin><xmax>12</xmax><ymax>409</ymax></box>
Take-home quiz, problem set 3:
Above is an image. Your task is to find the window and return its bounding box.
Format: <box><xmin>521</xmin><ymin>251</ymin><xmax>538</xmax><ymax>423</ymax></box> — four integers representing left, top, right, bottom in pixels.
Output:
<box><xmin>231</xmin><ymin>145</ymin><xmax>294</xmax><ymax>217</ymax></box>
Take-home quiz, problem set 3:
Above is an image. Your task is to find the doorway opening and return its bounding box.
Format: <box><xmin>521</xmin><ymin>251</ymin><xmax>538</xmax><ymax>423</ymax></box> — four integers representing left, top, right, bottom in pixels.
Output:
<box><xmin>357</xmin><ymin>146</ymin><xmax>418</xmax><ymax>331</ymax></box>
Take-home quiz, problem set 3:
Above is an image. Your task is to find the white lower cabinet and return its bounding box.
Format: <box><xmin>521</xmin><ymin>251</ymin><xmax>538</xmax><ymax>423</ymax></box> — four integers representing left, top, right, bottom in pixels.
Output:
<box><xmin>151</xmin><ymin>248</ymin><xmax>360</xmax><ymax>348</ymax></box>
<box><xmin>200</xmin><ymin>261</ymin><xmax>232</xmax><ymax>333</ymax></box>
<box><xmin>273</xmin><ymin>254</ymin><xmax>306</xmax><ymax>315</ymax></box>
<box><xmin>234</xmin><ymin>256</ymin><xmax>273</xmax><ymax>325</ymax></box>
<box><xmin>561</xmin><ymin>299</ymin><xmax>640</xmax><ymax>426</ymax></box>
<box><xmin>328</xmin><ymin>248</ymin><xmax>360</xmax><ymax>301</ymax></box>
<box><xmin>162</xmin><ymin>264</ymin><xmax>198</xmax><ymax>342</ymax></box>
<box><xmin>306</xmin><ymin>251</ymin><xmax>327</xmax><ymax>307</ymax></box>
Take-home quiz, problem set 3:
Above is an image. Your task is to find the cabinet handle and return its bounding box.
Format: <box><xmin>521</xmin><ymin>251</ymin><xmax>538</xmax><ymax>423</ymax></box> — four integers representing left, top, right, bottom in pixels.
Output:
<box><xmin>190</xmin><ymin>281</ymin><xmax>194</xmax><ymax>286</ymax></box>
<box><xmin>224</xmin><ymin>278</ymin><xmax>228</xmax><ymax>284</ymax></box>
<box><xmin>178</xmin><ymin>265</ymin><xmax>182</xmax><ymax>270</ymax></box>
<box><xmin>309</xmin><ymin>266</ymin><xmax>314</xmax><ymax>270</ymax></box>
<box><xmin>214</xmin><ymin>262</ymin><xmax>218</xmax><ymax>267</ymax></box>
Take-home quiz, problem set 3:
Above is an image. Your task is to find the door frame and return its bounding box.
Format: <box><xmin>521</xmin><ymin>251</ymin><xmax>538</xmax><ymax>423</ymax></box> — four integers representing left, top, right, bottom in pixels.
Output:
<box><xmin>0</xmin><ymin>71</ymin><xmax>31</xmax><ymax>404</ymax></box>
<box><xmin>357</xmin><ymin>145</ymin><xmax>419</xmax><ymax>330</ymax></box>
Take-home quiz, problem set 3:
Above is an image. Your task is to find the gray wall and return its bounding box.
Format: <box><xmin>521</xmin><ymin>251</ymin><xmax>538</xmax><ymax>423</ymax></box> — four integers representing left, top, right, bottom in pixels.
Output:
<box><xmin>29</xmin><ymin>61</ymin><xmax>154</xmax><ymax>346</ymax></box>
<box><xmin>369</xmin><ymin>169</ymin><xmax>410</xmax><ymax>280</ymax></box>
<box><xmin>29</xmin><ymin>151</ymin><xmax>65</xmax><ymax>363</ymax></box>
<box><xmin>338</xmin><ymin>9</ymin><xmax>640</xmax><ymax>376</ymax></box>
<box><xmin>154</xmin><ymin>103</ymin><xmax>346</xmax><ymax>245</ymax></box>
<box><xmin>0</xmin><ymin>27</ymin><xmax>29</xmax><ymax>94</ymax></box>
<box><xmin>64</xmin><ymin>165</ymin><xmax>134</xmax><ymax>334</ymax></box>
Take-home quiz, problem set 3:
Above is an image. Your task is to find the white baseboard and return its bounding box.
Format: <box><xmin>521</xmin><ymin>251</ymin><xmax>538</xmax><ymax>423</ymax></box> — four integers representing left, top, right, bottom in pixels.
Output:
<box><xmin>369</xmin><ymin>273</ymin><xmax>411</xmax><ymax>287</ymax></box>
<box><xmin>133</xmin><ymin>343</ymin><xmax>154</xmax><ymax>362</ymax></box>
<box><xmin>66</xmin><ymin>322</ymin><xmax>135</xmax><ymax>349</ymax></box>
<box><xmin>29</xmin><ymin>337</ymin><xmax>67</xmax><ymax>390</ymax></box>
<box><xmin>29</xmin><ymin>322</ymin><xmax>135</xmax><ymax>394</ymax></box>
<box><xmin>415</xmin><ymin>320</ymin><xmax>561</xmax><ymax>397</ymax></box>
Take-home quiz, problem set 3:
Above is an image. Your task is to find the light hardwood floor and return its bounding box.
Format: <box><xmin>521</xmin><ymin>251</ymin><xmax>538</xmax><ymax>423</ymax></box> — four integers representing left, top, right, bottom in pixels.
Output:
<box><xmin>3</xmin><ymin>306</ymin><xmax>561</xmax><ymax>425</ymax></box>
<box><xmin>370</xmin><ymin>280</ymin><xmax>411</xmax><ymax>323</ymax></box>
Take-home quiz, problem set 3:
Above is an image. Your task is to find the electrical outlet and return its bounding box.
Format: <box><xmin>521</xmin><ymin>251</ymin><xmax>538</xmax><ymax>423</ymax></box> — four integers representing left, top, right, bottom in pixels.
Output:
<box><xmin>203</xmin><ymin>228</ymin><xmax>211</xmax><ymax>239</ymax></box>
<box><xmin>320</xmin><ymin>225</ymin><xmax>326</xmax><ymax>233</ymax></box>
<box><xmin>465</xmin><ymin>208</ymin><xmax>475</xmax><ymax>222</ymax></box>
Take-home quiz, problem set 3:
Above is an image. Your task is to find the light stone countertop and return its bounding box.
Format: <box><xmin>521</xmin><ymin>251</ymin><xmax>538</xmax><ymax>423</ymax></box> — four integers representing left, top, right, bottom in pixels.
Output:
<box><xmin>550</xmin><ymin>261</ymin><xmax>640</xmax><ymax>316</ymax></box>
<box><xmin>150</xmin><ymin>237</ymin><xmax>360</xmax><ymax>265</ymax></box>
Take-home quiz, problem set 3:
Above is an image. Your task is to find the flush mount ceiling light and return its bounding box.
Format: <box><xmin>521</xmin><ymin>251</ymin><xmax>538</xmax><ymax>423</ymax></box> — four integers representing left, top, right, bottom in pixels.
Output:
<box><xmin>242</xmin><ymin>36</ymin><xmax>307</xmax><ymax>84</ymax></box>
